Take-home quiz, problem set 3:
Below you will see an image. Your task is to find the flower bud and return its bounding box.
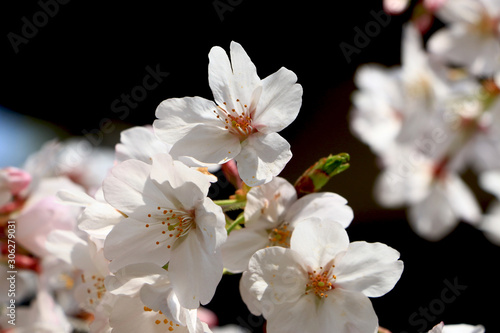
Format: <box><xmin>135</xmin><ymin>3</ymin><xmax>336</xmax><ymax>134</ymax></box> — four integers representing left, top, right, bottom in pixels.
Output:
<box><xmin>294</xmin><ymin>153</ymin><xmax>350</xmax><ymax>198</ymax></box>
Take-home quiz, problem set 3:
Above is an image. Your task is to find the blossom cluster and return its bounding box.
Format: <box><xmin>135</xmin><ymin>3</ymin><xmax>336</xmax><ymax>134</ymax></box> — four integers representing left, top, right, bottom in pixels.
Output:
<box><xmin>0</xmin><ymin>41</ymin><xmax>406</xmax><ymax>333</ymax></box>
<box><xmin>0</xmin><ymin>3</ymin><xmax>492</xmax><ymax>331</ymax></box>
<box><xmin>352</xmin><ymin>0</ymin><xmax>500</xmax><ymax>242</ymax></box>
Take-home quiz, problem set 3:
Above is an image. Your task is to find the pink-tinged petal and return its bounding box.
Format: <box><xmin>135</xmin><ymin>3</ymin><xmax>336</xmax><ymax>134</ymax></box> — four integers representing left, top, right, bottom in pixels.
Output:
<box><xmin>291</xmin><ymin>218</ymin><xmax>349</xmax><ymax>269</ymax></box>
<box><xmin>104</xmin><ymin>218</ymin><xmax>172</xmax><ymax>272</ymax></box>
<box><xmin>235</xmin><ymin>132</ymin><xmax>292</xmax><ymax>187</ymax></box>
<box><xmin>168</xmin><ymin>124</ymin><xmax>241</xmax><ymax>164</ymax></box>
<box><xmin>244</xmin><ymin>176</ymin><xmax>297</xmax><ymax>226</ymax></box>
<box><xmin>254</xmin><ymin>67</ymin><xmax>303</xmax><ymax>134</ymax></box>
<box><xmin>154</xmin><ymin>96</ymin><xmax>220</xmax><ymax>143</ymax></box>
<box><xmin>208</xmin><ymin>42</ymin><xmax>261</xmax><ymax>113</ymax></box>
<box><xmin>169</xmin><ymin>230</ymin><xmax>224</xmax><ymax>309</ymax></box>
<box><xmin>115</xmin><ymin>126</ymin><xmax>171</xmax><ymax>163</ymax></box>
<box><xmin>333</xmin><ymin>241</ymin><xmax>404</xmax><ymax>297</ymax></box>
<box><xmin>221</xmin><ymin>228</ymin><xmax>270</xmax><ymax>273</ymax></box>
<box><xmin>16</xmin><ymin>196</ymin><xmax>77</xmax><ymax>257</ymax></box>
<box><xmin>243</xmin><ymin>247</ymin><xmax>307</xmax><ymax>311</ymax></box>
<box><xmin>285</xmin><ymin>192</ymin><xmax>353</xmax><ymax>229</ymax></box>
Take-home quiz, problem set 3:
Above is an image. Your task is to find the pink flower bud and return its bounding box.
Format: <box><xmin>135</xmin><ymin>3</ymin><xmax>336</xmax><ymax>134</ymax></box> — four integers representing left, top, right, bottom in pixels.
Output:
<box><xmin>221</xmin><ymin>159</ymin><xmax>243</xmax><ymax>189</ymax></box>
<box><xmin>3</xmin><ymin>167</ymin><xmax>31</xmax><ymax>196</ymax></box>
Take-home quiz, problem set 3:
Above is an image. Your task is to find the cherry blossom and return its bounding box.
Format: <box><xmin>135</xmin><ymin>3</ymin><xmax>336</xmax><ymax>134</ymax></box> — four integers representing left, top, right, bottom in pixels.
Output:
<box><xmin>102</xmin><ymin>153</ymin><xmax>226</xmax><ymax>308</ymax></box>
<box><xmin>240</xmin><ymin>219</ymin><xmax>403</xmax><ymax>333</ymax></box>
<box><xmin>154</xmin><ymin>41</ymin><xmax>303</xmax><ymax>186</ymax></box>
<box><xmin>221</xmin><ymin>177</ymin><xmax>353</xmax><ymax>273</ymax></box>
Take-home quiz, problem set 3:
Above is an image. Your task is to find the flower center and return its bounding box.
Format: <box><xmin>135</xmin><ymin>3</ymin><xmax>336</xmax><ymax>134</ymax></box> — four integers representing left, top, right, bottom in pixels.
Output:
<box><xmin>146</xmin><ymin>207</ymin><xmax>196</xmax><ymax>247</ymax></box>
<box><xmin>80</xmin><ymin>273</ymin><xmax>107</xmax><ymax>309</ymax></box>
<box><xmin>213</xmin><ymin>99</ymin><xmax>256</xmax><ymax>140</ymax></box>
<box><xmin>305</xmin><ymin>265</ymin><xmax>336</xmax><ymax>298</ymax></box>
<box><xmin>143</xmin><ymin>306</ymin><xmax>181</xmax><ymax>331</ymax></box>
<box><xmin>268</xmin><ymin>223</ymin><xmax>291</xmax><ymax>247</ymax></box>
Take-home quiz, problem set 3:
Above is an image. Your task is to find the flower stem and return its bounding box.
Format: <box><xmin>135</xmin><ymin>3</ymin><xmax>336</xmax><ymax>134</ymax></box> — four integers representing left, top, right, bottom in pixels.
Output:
<box><xmin>226</xmin><ymin>213</ymin><xmax>245</xmax><ymax>235</ymax></box>
<box><xmin>214</xmin><ymin>199</ymin><xmax>246</xmax><ymax>212</ymax></box>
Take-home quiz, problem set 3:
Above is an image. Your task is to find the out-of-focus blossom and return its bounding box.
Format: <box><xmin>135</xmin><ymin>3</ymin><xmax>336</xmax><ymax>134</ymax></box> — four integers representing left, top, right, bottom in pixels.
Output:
<box><xmin>384</xmin><ymin>0</ymin><xmax>411</xmax><ymax>15</ymax></box>
<box><xmin>0</xmin><ymin>289</ymin><xmax>72</xmax><ymax>333</ymax></box>
<box><xmin>428</xmin><ymin>0</ymin><xmax>500</xmax><ymax>76</ymax></box>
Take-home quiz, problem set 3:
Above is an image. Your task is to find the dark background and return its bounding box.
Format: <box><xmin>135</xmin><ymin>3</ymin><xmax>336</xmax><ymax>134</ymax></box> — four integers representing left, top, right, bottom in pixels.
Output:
<box><xmin>0</xmin><ymin>1</ymin><xmax>498</xmax><ymax>332</ymax></box>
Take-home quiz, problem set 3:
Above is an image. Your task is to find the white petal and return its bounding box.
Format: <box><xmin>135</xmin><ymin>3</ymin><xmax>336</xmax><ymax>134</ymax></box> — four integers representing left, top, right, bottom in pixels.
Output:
<box><xmin>168</xmin><ymin>124</ymin><xmax>241</xmax><ymax>164</ymax></box>
<box><xmin>105</xmin><ymin>263</ymin><xmax>168</xmax><ymax>296</ymax></box>
<box><xmin>285</xmin><ymin>192</ymin><xmax>353</xmax><ymax>228</ymax></box>
<box><xmin>235</xmin><ymin>132</ymin><xmax>292</xmax><ymax>187</ymax></box>
<box><xmin>291</xmin><ymin>218</ymin><xmax>349</xmax><ymax>268</ymax></box>
<box><xmin>242</xmin><ymin>247</ymin><xmax>307</xmax><ymax>313</ymax></box>
<box><xmin>104</xmin><ymin>218</ymin><xmax>171</xmax><ymax>272</ymax></box>
<box><xmin>169</xmin><ymin>231</ymin><xmax>224</xmax><ymax>309</ymax></box>
<box><xmin>479</xmin><ymin>201</ymin><xmax>500</xmax><ymax>245</ymax></box>
<box><xmin>208</xmin><ymin>42</ymin><xmax>261</xmax><ymax>113</ymax></box>
<box><xmin>254</xmin><ymin>67</ymin><xmax>303</xmax><ymax>134</ymax></box>
<box><xmin>479</xmin><ymin>170</ymin><xmax>500</xmax><ymax>199</ymax></box>
<box><xmin>442</xmin><ymin>324</ymin><xmax>485</xmax><ymax>333</ymax></box>
<box><xmin>115</xmin><ymin>126</ymin><xmax>171</xmax><ymax>163</ymax></box>
<box><xmin>334</xmin><ymin>241</ymin><xmax>404</xmax><ymax>297</ymax></box>
<box><xmin>408</xmin><ymin>186</ymin><xmax>457</xmax><ymax>241</ymax></box>
<box><xmin>317</xmin><ymin>289</ymin><xmax>379</xmax><ymax>333</ymax></box>
<box><xmin>103</xmin><ymin>159</ymin><xmax>170</xmax><ymax>216</ymax></box>
<box><xmin>221</xmin><ymin>228</ymin><xmax>270</xmax><ymax>273</ymax></box>
<box><xmin>244</xmin><ymin>176</ymin><xmax>297</xmax><ymax>225</ymax></box>
<box><xmin>264</xmin><ymin>289</ymin><xmax>378</xmax><ymax>333</ymax></box>
<box><xmin>444</xmin><ymin>174</ymin><xmax>481</xmax><ymax>225</ymax></box>
<box><xmin>45</xmin><ymin>230</ymin><xmax>88</xmax><ymax>266</ymax></box>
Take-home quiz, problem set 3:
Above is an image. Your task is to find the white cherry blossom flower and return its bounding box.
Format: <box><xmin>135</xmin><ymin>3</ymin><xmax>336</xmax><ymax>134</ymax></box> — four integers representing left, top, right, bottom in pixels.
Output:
<box><xmin>240</xmin><ymin>219</ymin><xmax>403</xmax><ymax>333</ymax></box>
<box><xmin>428</xmin><ymin>0</ymin><xmax>500</xmax><ymax>76</ymax></box>
<box><xmin>221</xmin><ymin>177</ymin><xmax>353</xmax><ymax>273</ymax></box>
<box><xmin>102</xmin><ymin>153</ymin><xmax>226</xmax><ymax>308</ymax></box>
<box><xmin>154</xmin><ymin>41</ymin><xmax>303</xmax><ymax>186</ymax></box>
